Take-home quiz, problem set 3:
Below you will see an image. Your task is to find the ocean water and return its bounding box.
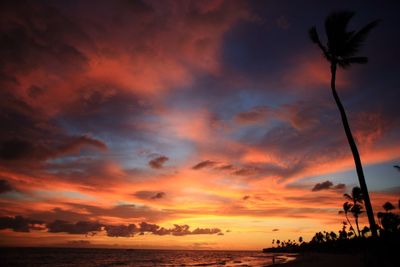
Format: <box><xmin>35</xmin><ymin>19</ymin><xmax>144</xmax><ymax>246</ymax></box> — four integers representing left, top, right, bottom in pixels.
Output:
<box><xmin>0</xmin><ymin>247</ymin><xmax>296</xmax><ymax>267</ymax></box>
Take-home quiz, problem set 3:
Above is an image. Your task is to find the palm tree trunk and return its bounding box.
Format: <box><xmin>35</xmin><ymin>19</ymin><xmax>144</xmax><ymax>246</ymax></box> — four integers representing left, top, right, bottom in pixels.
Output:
<box><xmin>355</xmin><ymin>215</ymin><xmax>361</xmax><ymax>237</ymax></box>
<box><xmin>330</xmin><ymin>63</ymin><xmax>378</xmax><ymax>238</ymax></box>
<box><xmin>345</xmin><ymin>213</ymin><xmax>357</xmax><ymax>236</ymax></box>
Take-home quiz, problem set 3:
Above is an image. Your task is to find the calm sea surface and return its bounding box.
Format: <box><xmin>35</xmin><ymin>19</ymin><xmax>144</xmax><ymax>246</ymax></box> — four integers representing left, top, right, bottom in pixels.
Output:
<box><xmin>0</xmin><ymin>247</ymin><xmax>296</xmax><ymax>267</ymax></box>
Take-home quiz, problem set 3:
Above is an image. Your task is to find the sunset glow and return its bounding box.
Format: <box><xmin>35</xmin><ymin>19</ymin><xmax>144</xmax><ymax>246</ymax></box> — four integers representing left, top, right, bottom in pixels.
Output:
<box><xmin>0</xmin><ymin>0</ymin><xmax>399</xmax><ymax>251</ymax></box>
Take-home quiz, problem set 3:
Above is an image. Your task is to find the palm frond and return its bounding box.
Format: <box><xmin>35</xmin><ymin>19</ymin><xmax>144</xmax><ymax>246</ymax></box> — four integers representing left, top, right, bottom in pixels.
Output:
<box><xmin>325</xmin><ymin>11</ymin><xmax>355</xmax><ymax>55</ymax></box>
<box><xmin>309</xmin><ymin>26</ymin><xmax>330</xmax><ymax>60</ymax></box>
<box><xmin>343</xmin><ymin>201</ymin><xmax>353</xmax><ymax>212</ymax></box>
<box><xmin>338</xmin><ymin>56</ymin><xmax>368</xmax><ymax>68</ymax></box>
<box><xmin>344</xmin><ymin>19</ymin><xmax>381</xmax><ymax>57</ymax></box>
<box><xmin>352</xmin><ymin>187</ymin><xmax>363</xmax><ymax>203</ymax></box>
<box><xmin>309</xmin><ymin>26</ymin><xmax>319</xmax><ymax>44</ymax></box>
<box><xmin>383</xmin><ymin>201</ymin><xmax>395</xmax><ymax>212</ymax></box>
<box><xmin>351</xmin><ymin>203</ymin><xmax>363</xmax><ymax>214</ymax></box>
<box><xmin>343</xmin><ymin>193</ymin><xmax>353</xmax><ymax>201</ymax></box>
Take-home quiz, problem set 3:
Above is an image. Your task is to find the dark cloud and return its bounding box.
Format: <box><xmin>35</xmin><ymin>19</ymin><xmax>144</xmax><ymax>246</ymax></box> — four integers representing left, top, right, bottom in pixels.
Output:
<box><xmin>47</xmin><ymin>220</ymin><xmax>102</xmax><ymax>235</ymax></box>
<box><xmin>0</xmin><ymin>139</ymin><xmax>34</xmax><ymax>161</ymax></box>
<box><xmin>148</xmin><ymin>156</ymin><xmax>169</xmax><ymax>169</ymax></box>
<box><xmin>272</xmin><ymin>228</ymin><xmax>279</xmax><ymax>232</ymax></box>
<box><xmin>333</xmin><ymin>183</ymin><xmax>346</xmax><ymax>190</ymax></box>
<box><xmin>192</xmin><ymin>160</ymin><xmax>218</xmax><ymax>170</ymax></box>
<box><xmin>138</xmin><ymin>223</ymin><xmax>222</xmax><ymax>236</ymax></box>
<box><xmin>0</xmin><ymin>0</ymin><xmax>91</xmax><ymax>78</ymax></box>
<box><xmin>169</xmin><ymin>224</ymin><xmax>191</xmax><ymax>236</ymax></box>
<box><xmin>234</xmin><ymin>106</ymin><xmax>269</xmax><ymax>125</ymax></box>
<box><xmin>151</xmin><ymin>192</ymin><xmax>166</xmax><ymax>199</ymax></box>
<box><xmin>242</xmin><ymin>195</ymin><xmax>251</xmax><ymax>200</ymax></box>
<box><xmin>0</xmin><ymin>214</ymin><xmax>223</xmax><ymax>238</ymax></box>
<box><xmin>60</xmin><ymin>89</ymin><xmax>152</xmax><ymax>140</ymax></box>
<box><xmin>105</xmin><ymin>224</ymin><xmax>137</xmax><ymax>237</ymax></box>
<box><xmin>231</xmin><ymin>162</ymin><xmax>303</xmax><ymax>179</ymax></box>
<box><xmin>0</xmin><ymin>179</ymin><xmax>14</xmax><ymax>194</ymax></box>
<box><xmin>191</xmin><ymin>227</ymin><xmax>222</xmax><ymax>235</ymax></box>
<box><xmin>215</xmin><ymin>164</ymin><xmax>234</xmax><ymax>170</ymax></box>
<box><xmin>134</xmin><ymin>191</ymin><xmax>166</xmax><ymax>200</ymax></box>
<box><xmin>0</xmin><ymin>216</ymin><xmax>44</xmax><ymax>232</ymax></box>
<box><xmin>232</xmin><ymin>166</ymin><xmax>259</xmax><ymax>176</ymax></box>
<box><xmin>311</xmin><ymin>180</ymin><xmax>346</xmax><ymax>192</ymax></box>
<box><xmin>192</xmin><ymin>159</ymin><xmax>304</xmax><ymax>179</ymax></box>
<box><xmin>0</xmin><ymin>92</ymin><xmax>107</xmax><ymax>165</ymax></box>
<box><xmin>56</xmin><ymin>135</ymin><xmax>107</xmax><ymax>155</ymax></box>
<box><xmin>311</xmin><ymin>180</ymin><xmax>333</xmax><ymax>191</ymax></box>
<box><xmin>45</xmin><ymin>219</ymin><xmax>222</xmax><ymax>237</ymax></box>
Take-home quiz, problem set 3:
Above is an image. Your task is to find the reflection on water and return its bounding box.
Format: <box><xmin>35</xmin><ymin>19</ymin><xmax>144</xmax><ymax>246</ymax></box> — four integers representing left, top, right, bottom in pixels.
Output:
<box><xmin>0</xmin><ymin>247</ymin><xmax>297</xmax><ymax>267</ymax></box>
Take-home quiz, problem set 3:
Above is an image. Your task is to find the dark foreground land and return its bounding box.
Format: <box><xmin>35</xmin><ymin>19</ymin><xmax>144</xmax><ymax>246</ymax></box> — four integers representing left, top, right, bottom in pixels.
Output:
<box><xmin>266</xmin><ymin>234</ymin><xmax>399</xmax><ymax>267</ymax></box>
<box><xmin>276</xmin><ymin>252</ymin><xmax>396</xmax><ymax>267</ymax></box>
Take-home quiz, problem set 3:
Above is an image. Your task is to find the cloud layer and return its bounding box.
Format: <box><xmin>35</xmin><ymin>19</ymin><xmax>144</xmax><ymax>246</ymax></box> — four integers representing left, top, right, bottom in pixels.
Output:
<box><xmin>1</xmin><ymin>0</ymin><xmax>399</xmax><ymax>250</ymax></box>
<box><xmin>0</xmin><ymin>216</ymin><xmax>222</xmax><ymax>237</ymax></box>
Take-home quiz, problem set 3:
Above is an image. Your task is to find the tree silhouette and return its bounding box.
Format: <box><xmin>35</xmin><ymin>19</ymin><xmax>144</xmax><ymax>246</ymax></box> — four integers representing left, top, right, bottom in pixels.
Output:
<box><xmin>382</xmin><ymin>201</ymin><xmax>395</xmax><ymax>212</ymax></box>
<box><xmin>343</xmin><ymin>187</ymin><xmax>365</xmax><ymax>236</ymax></box>
<box><xmin>340</xmin><ymin>201</ymin><xmax>357</xmax><ymax>236</ymax></box>
<box><xmin>309</xmin><ymin>11</ymin><xmax>380</xmax><ymax>237</ymax></box>
<box><xmin>377</xmin><ymin>201</ymin><xmax>400</xmax><ymax>234</ymax></box>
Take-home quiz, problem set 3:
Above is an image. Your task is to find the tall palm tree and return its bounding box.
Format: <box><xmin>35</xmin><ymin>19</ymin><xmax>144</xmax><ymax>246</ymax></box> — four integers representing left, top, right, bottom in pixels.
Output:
<box><xmin>309</xmin><ymin>11</ymin><xmax>380</xmax><ymax>237</ymax></box>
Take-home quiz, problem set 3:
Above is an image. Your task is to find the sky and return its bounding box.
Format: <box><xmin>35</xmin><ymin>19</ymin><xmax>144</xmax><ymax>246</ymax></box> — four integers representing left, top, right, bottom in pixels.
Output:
<box><xmin>0</xmin><ymin>0</ymin><xmax>399</xmax><ymax>250</ymax></box>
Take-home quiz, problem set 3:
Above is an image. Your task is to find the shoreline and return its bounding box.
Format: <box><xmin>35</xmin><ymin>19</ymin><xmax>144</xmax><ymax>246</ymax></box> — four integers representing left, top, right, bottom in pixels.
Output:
<box><xmin>271</xmin><ymin>252</ymin><xmax>365</xmax><ymax>267</ymax></box>
<box><xmin>272</xmin><ymin>249</ymin><xmax>398</xmax><ymax>267</ymax></box>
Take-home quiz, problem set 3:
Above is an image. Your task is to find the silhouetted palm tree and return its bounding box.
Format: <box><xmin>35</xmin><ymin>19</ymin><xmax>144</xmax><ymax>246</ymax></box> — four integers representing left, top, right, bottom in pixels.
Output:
<box><xmin>344</xmin><ymin>186</ymin><xmax>365</xmax><ymax>236</ymax></box>
<box><xmin>383</xmin><ymin>201</ymin><xmax>395</xmax><ymax>212</ymax></box>
<box><xmin>309</xmin><ymin>11</ymin><xmax>380</xmax><ymax>237</ymax></box>
<box><xmin>341</xmin><ymin>201</ymin><xmax>356</xmax><ymax>235</ymax></box>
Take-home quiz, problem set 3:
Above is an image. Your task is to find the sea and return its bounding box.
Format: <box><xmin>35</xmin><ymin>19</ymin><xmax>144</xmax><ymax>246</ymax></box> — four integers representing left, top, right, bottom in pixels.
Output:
<box><xmin>0</xmin><ymin>247</ymin><xmax>297</xmax><ymax>267</ymax></box>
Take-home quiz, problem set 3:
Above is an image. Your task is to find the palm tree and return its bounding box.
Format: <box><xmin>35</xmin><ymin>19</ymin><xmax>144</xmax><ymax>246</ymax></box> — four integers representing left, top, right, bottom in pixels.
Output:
<box><xmin>341</xmin><ymin>201</ymin><xmax>356</xmax><ymax>236</ymax></box>
<box><xmin>309</xmin><ymin>11</ymin><xmax>380</xmax><ymax>237</ymax></box>
<box><xmin>344</xmin><ymin>186</ymin><xmax>365</xmax><ymax>236</ymax></box>
<box><xmin>382</xmin><ymin>201</ymin><xmax>395</xmax><ymax>212</ymax></box>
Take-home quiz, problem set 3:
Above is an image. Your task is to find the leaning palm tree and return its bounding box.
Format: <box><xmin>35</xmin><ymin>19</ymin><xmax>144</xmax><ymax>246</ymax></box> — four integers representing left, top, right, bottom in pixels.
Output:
<box><xmin>309</xmin><ymin>11</ymin><xmax>380</xmax><ymax>237</ymax></box>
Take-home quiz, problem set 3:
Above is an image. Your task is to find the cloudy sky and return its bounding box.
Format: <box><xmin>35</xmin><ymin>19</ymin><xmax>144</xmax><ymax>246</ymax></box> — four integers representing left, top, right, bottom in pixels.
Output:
<box><xmin>0</xmin><ymin>0</ymin><xmax>399</xmax><ymax>250</ymax></box>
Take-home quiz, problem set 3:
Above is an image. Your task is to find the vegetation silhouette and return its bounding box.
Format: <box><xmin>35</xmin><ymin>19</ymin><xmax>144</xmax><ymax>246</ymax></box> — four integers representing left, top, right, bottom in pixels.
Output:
<box><xmin>343</xmin><ymin>186</ymin><xmax>364</xmax><ymax>236</ymax></box>
<box><xmin>267</xmin><ymin>199</ymin><xmax>399</xmax><ymax>244</ymax></box>
<box><xmin>341</xmin><ymin>200</ymin><xmax>356</xmax><ymax>236</ymax></box>
<box><xmin>265</xmin><ymin>186</ymin><xmax>399</xmax><ymax>266</ymax></box>
<box><xmin>309</xmin><ymin>11</ymin><xmax>380</xmax><ymax>237</ymax></box>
